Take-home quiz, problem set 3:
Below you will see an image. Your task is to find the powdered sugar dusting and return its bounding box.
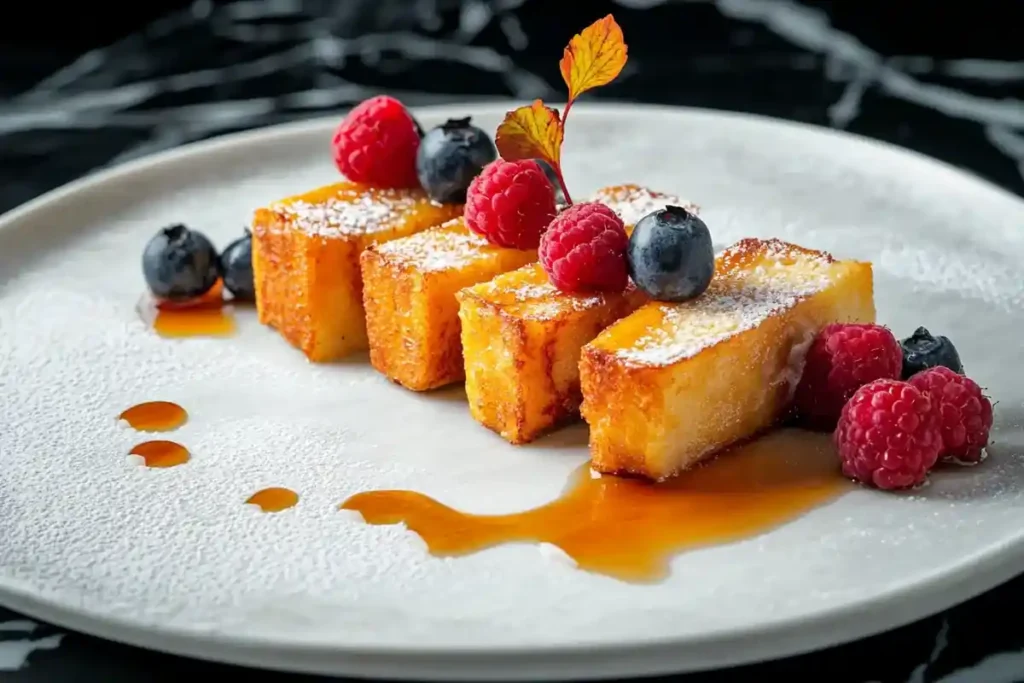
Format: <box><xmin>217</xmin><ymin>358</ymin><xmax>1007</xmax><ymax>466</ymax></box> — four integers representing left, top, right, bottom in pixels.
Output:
<box><xmin>269</xmin><ymin>187</ymin><xmax>421</xmax><ymax>238</ymax></box>
<box><xmin>375</xmin><ymin>219</ymin><xmax>496</xmax><ymax>272</ymax></box>
<box><xmin>591</xmin><ymin>184</ymin><xmax>699</xmax><ymax>227</ymax></box>
<box><xmin>470</xmin><ymin>265</ymin><xmax>632</xmax><ymax>321</ymax></box>
<box><xmin>504</xmin><ymin>278</ymin><xmax>602</xmax><ymax>320</ymax></box>
<box><xmin>614</xmin><ymin>240</ymin><xmax>833</xmax><ymax>367</ymax></box>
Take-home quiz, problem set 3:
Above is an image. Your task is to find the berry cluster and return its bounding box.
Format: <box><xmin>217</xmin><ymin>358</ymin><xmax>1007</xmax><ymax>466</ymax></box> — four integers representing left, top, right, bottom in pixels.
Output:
<box><xmin>330</xmin><ymin>95</ymin><xmax>524</xmax><ymax>206</ymax></box>
<box><xmin>142</xmin><ymin>224</ymin><xmax>254</xmax><ymax>303</ymax></box>
<box><xmin>466</xmin><ymin>175</ymin><xmax>716</xmax><ymax>299</ymax></box>
<box><xmin>461</xmin><ymin>14</ymin><xmax>713</xmax><ymax>299</ymax></box>
<box><xmin>794</xmin><ymin>324</ymin><xmax>992</xmax><ymax>490</ymax></box>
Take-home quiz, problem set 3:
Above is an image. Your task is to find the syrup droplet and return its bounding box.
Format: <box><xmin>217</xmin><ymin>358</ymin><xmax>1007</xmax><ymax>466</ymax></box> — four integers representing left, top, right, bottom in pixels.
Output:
<box><xmin>340</xmin><ymin>429</ymin><xmax>850</xmax><ymax>583</ymax></box>
<box><xmin>129</xmin><ymin>440</ymin><xmax>190</xmax><ymax>468</ymax></box>
<box><xmin>118</xmin><ymin>401</ymin><xmax>188</xmax><ymax>431</ymax></box>
<box><xmin>246</xmin><ymin>487</ymin><xmax>299</xmax><ymax>513</ymax></box>
<box><xmin>137</xmin><ymin>280</ymin><xmax>236</xmax><ymax>338</ymax></box>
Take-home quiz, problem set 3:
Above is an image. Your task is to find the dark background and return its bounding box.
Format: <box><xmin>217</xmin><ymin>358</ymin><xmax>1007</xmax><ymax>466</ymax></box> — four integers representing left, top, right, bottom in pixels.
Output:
<box><xmin>2</xmin><ymin>1</ymin><xmax>1024</xmax><ymax>681</ymax></box>
<box><xmin>3</xmin><ymin>0</ymin><xmax>1024</xmax><ymax>213</ymax></box>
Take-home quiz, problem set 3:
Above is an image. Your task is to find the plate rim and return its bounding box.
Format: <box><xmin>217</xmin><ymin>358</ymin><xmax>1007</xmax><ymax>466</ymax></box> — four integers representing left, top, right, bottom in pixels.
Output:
<box><xmin>2</xmin><ymin>101</ymin><xmax>1023</xmax><ymax>680</ymax></box>
<box><xmin>4</xmin><ymin>100</ymin><xmax>1023</xmax><ymax>230</ymax></box>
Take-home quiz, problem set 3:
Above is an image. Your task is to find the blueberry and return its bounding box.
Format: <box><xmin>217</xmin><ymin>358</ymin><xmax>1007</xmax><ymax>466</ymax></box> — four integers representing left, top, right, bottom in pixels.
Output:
<box><xmin>415</xmin><ymin>117</ymin><xmax>497</xmax><ymax>203</ymax></box>
<box><xmin>142</xmin><ymin>224</ymin><xmax>220</xmax><ymax>300</ymax></box>
<box><xmin>627</xmin><ymin>206</ymin><xmax>715</xmax><ymax>302</ymax></box>
<box><xmin>221</xmin><ymin>230</ymin><xmax>255</xmax><ymax>301</ymax></box>
<box><xmin>534</xmin><ymin>159</ymin><xmax>567</xmax><ymax>208</ymax></box>
<box><xmin>900</xmin><ymin>327</ymin><xmax>964</xmax><ymax>379</ymax></box>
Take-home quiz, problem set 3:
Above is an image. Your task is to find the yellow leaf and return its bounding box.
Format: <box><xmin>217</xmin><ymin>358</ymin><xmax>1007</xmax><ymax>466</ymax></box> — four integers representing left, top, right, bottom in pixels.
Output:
<box><xmin>559</xmin><ymin>15</ymin><xmax>628</xmax><ymax>102</ymax></box>
<box><xmin>494</xmin><ymin>100</ymin><xmax>563</xmax><ymax>169</ymax></box>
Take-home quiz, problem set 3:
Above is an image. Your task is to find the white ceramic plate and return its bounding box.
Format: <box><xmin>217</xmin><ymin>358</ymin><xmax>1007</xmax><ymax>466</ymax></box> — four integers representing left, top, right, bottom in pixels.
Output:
<box><xmin>1</xmin><ymin>103</ymin><xmax>1023</xmax><ymax>681</ymax></box>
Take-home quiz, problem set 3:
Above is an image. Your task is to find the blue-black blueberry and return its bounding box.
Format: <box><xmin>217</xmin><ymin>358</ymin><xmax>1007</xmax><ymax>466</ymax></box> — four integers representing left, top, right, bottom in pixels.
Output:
<box><xmin>626</xmin><ymin>206</ymin><xmax>714</xmax><ymax>302</ymax></box>
<box><xmin>415</xmin><ymin>117</ymin><xmax>497</xmax><ymax>204</ymax></box>
<box><xmin>900</xmin><ymin>327</ymin><xmax>964</xmax><ymax>379</ymax></box>
<box><xmin>220</xmin><ymin>230</ymin><xmax>255</xmax><ymax>301</ymax></box>
<box><xmin>142</xmin><ymin>224</ymin><xmax>220</xmax><ymax>300</ymax></box>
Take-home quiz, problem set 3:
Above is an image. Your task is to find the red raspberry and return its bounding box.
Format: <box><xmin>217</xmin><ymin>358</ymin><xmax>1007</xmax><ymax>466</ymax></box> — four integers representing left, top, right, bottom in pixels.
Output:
<box><xmin>834</xmin><ymin>379</ymin><xmax>943</xmax><ymax>490</ymax></box>
<box><xmin>464</xmin><ymin>159</ymin><xmax>557</xmax><ymax>249</ymax></box>
<box><xmin>331</xmin><ymin>96</ymin><xmax>420</xmax><ymax>188</ymax></box>
<box><xmin>538</xmin><ymin>202</ymin><xmax>629</xmax><ymax>293</ymax></box>
<box><xmin>908</xmin><ymin>366</ymin><xmax>993</xmax><ymax>464</ymax></box>
<box><xmin>794</xmin><ymin>323</ymin><xmax>902</xmax><ymax>428</ymax></box>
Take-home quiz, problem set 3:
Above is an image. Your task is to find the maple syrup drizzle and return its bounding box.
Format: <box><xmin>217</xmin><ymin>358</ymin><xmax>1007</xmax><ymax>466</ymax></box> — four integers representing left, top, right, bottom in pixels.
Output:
<box><xmin>118</xmin><ymin>401</ymin><xmax>188</xmax><ymax>432</ymax></box>
<box><xmin>246</xmin><ymin>487</ymin><xmax>299</xmax><ymax>513</ymax></box>
<box><xmin>129</xmin><ymin>440</ymin><xmax>191</xmax><ymax>468</ymax></box>
<box><xmin>137</xmin><ymin>280</ymin><xmax>236</xmax><ymax>338</ymax></box>
<box><xmin>341</xmin><ymin>429</ymin><xmax>850</xmax><ymax>582</ymax></box>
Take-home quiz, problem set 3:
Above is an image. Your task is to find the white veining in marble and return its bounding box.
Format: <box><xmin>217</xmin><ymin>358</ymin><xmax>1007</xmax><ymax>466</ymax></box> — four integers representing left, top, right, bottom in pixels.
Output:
<box><xmin>0</xmin><ymin>0</ymin><xmax>1022</xmax><ymax>181</ymax></box>
<box><xmin>898</xmin><ymin>619</ymin><xmax>1024</xmax><ymax>683</ymax></box>
<box><xmin>0</xmin><ymin>620</ymin><xmax>64</xmax><ymax>671</ymax></box>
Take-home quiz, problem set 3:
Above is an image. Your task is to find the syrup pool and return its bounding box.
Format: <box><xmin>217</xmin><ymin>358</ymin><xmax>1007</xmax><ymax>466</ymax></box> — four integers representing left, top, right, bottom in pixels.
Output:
<box><xmin>129</xmin><ymin>440</ymin><xmax>190</xmax><ymax>468</ymax></box>
<box><xmin>246</xmin><ymin>487</ymin><xmax>299</xmax><ymax>512</ymax></box>
<box><xmin>342</xmin><ymin>429</ymin><xmax>850</xmax><ymax>582</ymax></box>
<box><xmin>137</xmin><ymin>281</ymin><xmax>236</xmax><ymax>338</ymax></box>
<box><xmin>118</xmin><ymin>401</ymin><xmax>188</xmax><ymax>431</ymax></box>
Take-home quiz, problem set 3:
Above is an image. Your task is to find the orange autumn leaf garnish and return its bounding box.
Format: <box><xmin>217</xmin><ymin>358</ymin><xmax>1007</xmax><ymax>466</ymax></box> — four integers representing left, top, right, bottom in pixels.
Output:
<box><xmin>495</xmin><ymin>14</ymin><xmax>629</xmax><ymax>206</ymax></box>
<box><xmin>560</xmin><ymin>14</ymin><xmax>628</xmax><ymax>102</ymax></box>
<box><xmin>494</xmin><ymin>100</ymin><xmax>564</xmax><ymax>174</ymax></box>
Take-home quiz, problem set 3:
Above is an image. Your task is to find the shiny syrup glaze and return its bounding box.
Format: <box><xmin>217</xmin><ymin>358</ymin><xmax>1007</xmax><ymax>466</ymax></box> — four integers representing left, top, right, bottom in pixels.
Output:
<box><xmin>129</xmin><ymin>440</ymin><xmax>190</xmax><ymax>468</ymax></box>
<box><xmin>341</xmin><ymin>429</ymin><xmax>849</xmax><ymax>582</ymax></box>
<box><xmin>246</xmin><ymin>487</ymin><xmax>300</xmax><ymax>512</ymax></box>
<box><xmin>118</xmin><ymin>401</ymin><xmax>188</xmax><ymax>431</ymax></box>
<box><xmin>137</xmin><ymin>281</ymin><xmax>236</xmax><ymax>338</ymax></box>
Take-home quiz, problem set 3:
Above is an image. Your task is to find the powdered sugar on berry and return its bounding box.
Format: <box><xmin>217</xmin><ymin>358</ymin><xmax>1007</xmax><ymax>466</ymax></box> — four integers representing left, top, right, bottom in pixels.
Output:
<box><xmin>613</xmin><ymin>240</ymin><xmax>834</xmax><ymax>367</ymax></box>
<box><xmin>590</xmin><ymin>184</ymin><xmax>699</xmax><ymax>227</ymax></box>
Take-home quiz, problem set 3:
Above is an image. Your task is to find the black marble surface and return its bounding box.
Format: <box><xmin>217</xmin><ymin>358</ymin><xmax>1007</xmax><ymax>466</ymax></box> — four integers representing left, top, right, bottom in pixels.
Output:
<box><xmin>2</xmin><ymin>1</ymin><xmax>1023</xmax><ymax>681</ymax></box>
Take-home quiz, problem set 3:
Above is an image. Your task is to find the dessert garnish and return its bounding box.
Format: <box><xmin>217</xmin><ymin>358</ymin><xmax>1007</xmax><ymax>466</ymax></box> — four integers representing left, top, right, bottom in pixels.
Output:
<box><xmin>537</xmin><ymin>159</ymin><xmax>568</xmax><ymax>207</ymax></box>
<box><xmin>795</xmin><ymin>322</ymin><xmax>991</xmax><ymax>488</ymax></box>
<box><xmin>142</xmin><ymin>223</ymin><xmax>221</xmax><ymax>301</ymax></box>
<box><xmin>538</xmin><ymin>202</ymin><xmax>629</xmax><ymax>293</ymax></box>
<box><xmin>220</xmin><ymin>228</ymin><xmax>255</xmax><ymax>301</ymax></box>
<box><xmin>416</xmin><ymin>117</ymin><xmax>497</xmax><ymax>204</ymax></box>
<box><xmin>493</xmin><ymin>14</ymin><xmax>628</xmax><ymax>207</ymax></box>
<box><xmin>129</xmin><ymin>440</ymin><xmax>191</xmax><ymax>468</ymax></box>
<box><xmin>246</xmin><ymin>487</ymin><xmax>299</xmax><ymax>513</ymax></box>
<box><xmin>908</xmin><ymin>366</ymin><xmax>993</xmax><ymax>464</ymax></box>
<box><xmin>900</xmin><ymin>326</ymin><xmax>964</xmax><ymax>378</ymax></box>
<box><xmin>793</xmin><ymin>322</ymin><xmax>903</xmax><ymax>429</ymax></box>
<box><xmin>626</xmin><ymin>205</ymin><xmax>715</xmax><ymax>301</ymax></box>
<box><xmin>341</xmin><ymin>430</ymin><xmax>846</xmax><ymax>582</ymax></box>
<box><xmin>834</xmin><ymin>379</ymin><xmax>942</xmax><ymax>490</ymax></box>
<box><xmin>118</xmin><ymin>401</ymin><xmax>188</xmax><ymax>432</ymax></box>
<box><xmin>464</xmin><ymin>159</ymin><xmax>556</xmax><ymax>249</ymax></box>
<box><xmin>464</xmin><ymin>14</ymin><xmax>628</xmax><ymax>257</ymax></box>
<box><xmin>331</xmin><ymin>95</ymin><xmax>421</xmax><ymax>188</ymax></box>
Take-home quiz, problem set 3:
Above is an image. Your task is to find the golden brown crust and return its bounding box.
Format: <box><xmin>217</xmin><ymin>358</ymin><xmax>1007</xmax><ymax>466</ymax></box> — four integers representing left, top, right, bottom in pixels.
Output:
<box><xmin>581</xmin><ymin>238</ymin><xmax>875</xmax><ymax>480</ymax></box>
<box><xmin>360</xmin><ymin>219</ymin><xmax>536</xmax><ymax>391</ymax></box>
<box><xmin>251</xmin><ymin>181</ymin><xmax>461</xmax><ymax>363</ymax></box>
<box><xmin>458</xmin><ymin>263</ymin><xmax>646</xmax><ymax>445</ymax></box>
